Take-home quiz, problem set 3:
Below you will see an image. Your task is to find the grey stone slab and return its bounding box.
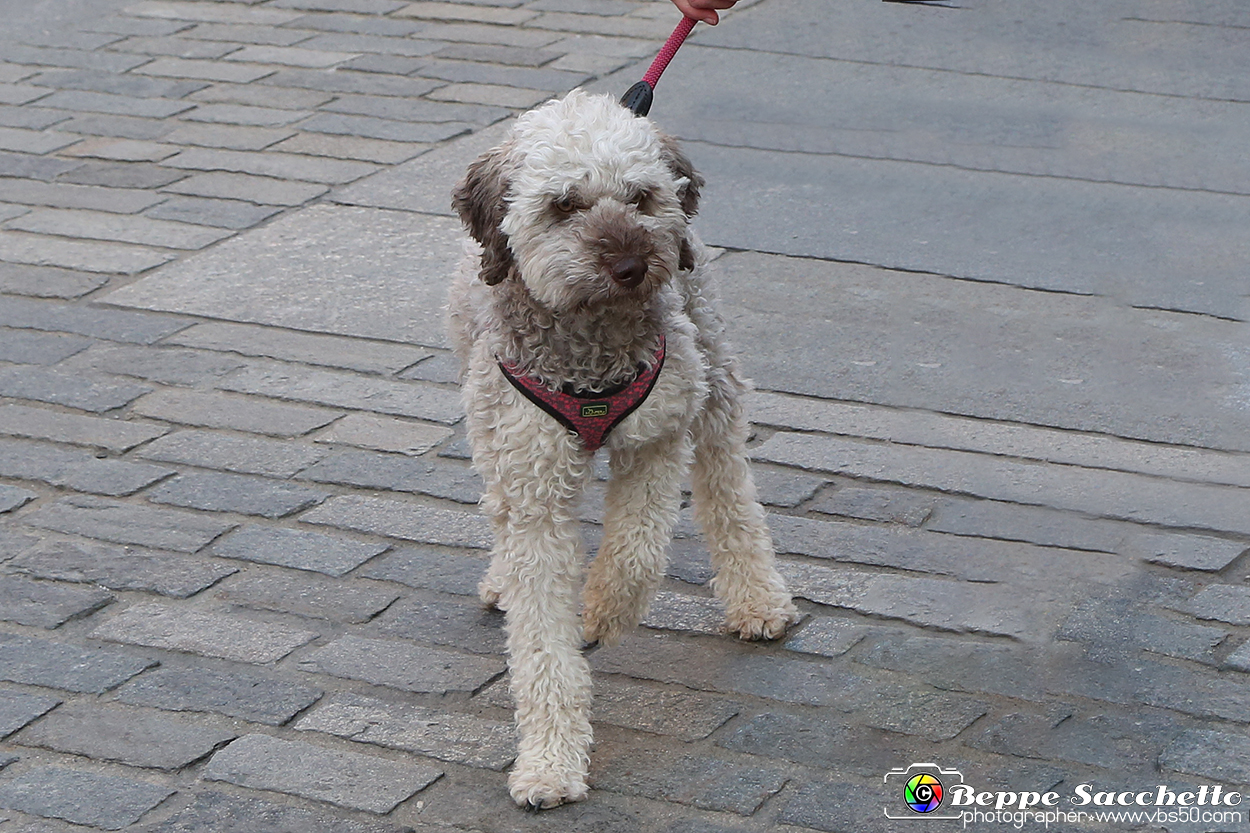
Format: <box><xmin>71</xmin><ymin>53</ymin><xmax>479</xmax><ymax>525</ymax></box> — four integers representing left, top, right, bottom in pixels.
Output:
<box><xmin>757</xmin><ymin>432</ymin><xmax>1250</xmax><ymax>536</ymax></box>
<box><xmin>1161</xmin><ymin>728</ymin><xmax>1250</xmax><ymax>786</ymax></box>
<box><xmin>810</xmin><ymin>485</ymin><xmax>935</xmax><ymax>527</ymax></box>
<box><xmin>148</xmin><ymin>470</ymin><xmax>328</xmax><ymax>518</ymax></box>
<box><xmin>0</xmin><ymin>574</ymin><xmax>113</xmax><ymax>628</ymax></box>
<box><xmin>181</xmin><ymin>102</ymin><xmax>311</xmax><ymax>126</ymax></box>
<box><xmin>91</xmin><ymin>602</ymin><xmax>318</xmax><ymax>663</ymax></box>
<box><xmin>288</xmin><ymin>31</ymin><xmax>441</xmax><ymax>57</ymax></box>
<box><xmin>332</xmin><ymin>116</ymin><xmax>511</xmax><ymax>213</ymax></box>
<box><xmin>62</xmin><ymin>344</ymin><xmax>248</xmax><ymax>386</ymax></box>
<box><xmin>0</xmin><ymin>150</ymin><xmax>81</xmax><ymax>180</ymax></box>
<box><xmin>0</xmin><ymin>125</ymin><xmax>75</xmax><ymax>153</ymax></box>
<box><xmin>970</xmin><ymin>709</ymin><xmax>1186</xmax><ymax>774</ymax></box>
<box><xmin>166</xmin><ymin>321</ymin><xmax>432</xmax><ymax>373</ymax></box>
<box><xmin>767</xmin><ymin>513</ymin><xmax>1129</xmax><ymax>587</ymax></box>
<box><xmin>9</xmin><ymin>207</ymin><xmax>232</xmax><ymax>250</ymax></box>
<box><xmin>0</xmin><ymin>436</ymin><xmax>174</xmax><ymax>496</ymax></box>
<box><xmin>589</xmin><ymin>728</ymin><xmax>787</xmax><ymax>816</ymax></box>
<box><xmin>59</xmin><ymin>138</ymin><xmax>180</xmax><ymax>163</ymax></box>
<box><xmin>748</xmin><ymin>465</ymin><xmax>824</xmax><ymax>509</ymax></box>
<box><xmin>111</xmin><ymin>34</ymin><xmax>245</xmax><ymax>58</ymax></box>
<box><xmin>371</xmin><ymin>592</ymin><xmax>506</xmax><ymax>654</ymax></box>
<box><xmin>300</xmin><ymin>112</ymin><xmax>472</xmax><ymax>144</ymax></box>
<box><xmin>0</xmin><ymin>631</ymin><xmax>155</xmax><ymax>693</ymax></box>
<box><xmin>591</xmin><ymin>677</ymin><xmax>739</xmax><ymax>742</ymax></box>
<box><xmin>927</xmin><ymin>497</ymin><xmax>1130</xmax><ymax>554</ymax></box>
<box><xmin>724</xmin><ymin>254</ymin><xmax>1250</xmax><ymax>451</ymax></box>
<box><xmin>0</xmin><ymin>404</ymin><xmax>166</xmax><ymax>451</ymax></box>
<box><xmin>641</xmin><ymin>590</ymin><xmax>725</xmax><ymax>636</ymax></box>
<box><xmin>134</xmin><ymin>388</ymin><xmax>341</xmax><ymax>436</ymax></box>
<box><xmin>213</xmin><ymin>570</ymin><xmax>399</xmax><ymax>623</ymax></box>
<box><xmin>0</xmin><ymin>263</ymin><xmax>108</xmax><ymax>298</ymax></box>
<box><xmin>258</xmin><ymin>67</ymin><xmax>440</xmax><ymax>97</ymax></box>
<box><xmin>297</xmin><ymin>633</ymin><xmax>504</xmax><ymax>693</ymax></box>
<box><xmin>10</xmin><ymin>537</ymin><xmax>237</xmax><ymax>598</ymax></box>
<box><xmin>209</xmin><ymin>524</ymin><xmax>388</xmax><ymax>576</ymax></box>
<box><xmin>162</xmin><ymin>122</ymin><xmax>297</xmax><ymax>151</ymax></box>
<box><xmin>36</xmin><ymin>88</ymin><xmax>194</xmax><ymax>117</ymax></box>
<box><xmin>357</xmin><ymin>545</ymin><xmax>489</xmax><ymax>595</ymax></box>
<box><xmin>0</xmin><ymin>177</ymin><xmax>166</xmax><ymax>213</ymax></box>
<box><xmin>1132</xmin><ymin>532</ymin><xmax>1250</xmax><ymax>572</ymax></box>
<box><xmin>221</xmin><ymin>363</ymin><xmax>464</xmax><ymax>424</ymax></box>
<box><xmin>296</xmin><ymin>692</ymin><xmax>513</xmax><ymax>769</ymax></box>
<box><xmin>54</xmin><ymin>113</ymin><xmax>172</xmax><ymax>141</ymax></box>
<box><xmin>301</xmin><ymin>494</ymin><xmax>492</xmax><ymax>549</ymax></box>
<box><xmin>0</xmin><ymin>766</ymin><xmax>174</xmax><ymax>830</ymax></box>
<box><xmin>315</xmin><ymin>413</ymin><xmax>453</xmax><ymax>456</ymax></box>
<box><xmin>104</xmin><ymin>205</ymin><xmax>465</xmax><ymax>349</ymax></box>
<box><xmin>56</xmin><ymin>160</ymin><xmax>190</xmax><ymax>189</ymax></box>
<box><xmin>29</xmin><ymin>69</ymin><xmax>208</xmax><ymax>99</ymax></box>
<box><xmin>718</xmin><ymin>711</ymin><xmax>936</xmax><ymax>777</ymax></box>
<box><xmin>133</xmin><ymin>58</ymin><xmax>277</xmax><ymax>84</ymax></box>
<box><xmin>0</xmin><ymin>230</ymin><xmax>174</xmax><ymax>274</ymax></box>
<box><xmin>298</xmin><ymin>449</ymin><xmax>482</xmax><ymax>503</ymax></box>
<box><xmin>432</xmin><ymin>42</ymin><xmax>561</xmax><ymax>66</ymax></box>
<box><xmin>24</xmin><ymin>495</ymin><xmax>235</xmax><ymax>551</ymax></box>
<box><xmin>161</xmin><ymin>171</ymin><xmax>328</xmax><ymax>206</ymax></box>
<box><xmin>116</xmin><ymin>666</ymin><xmax>323</xmax><ymax>726</ymax></box>
<box><xmin>1183</xmin><ymin>584</ymin><xmax>1250</xmax><ymax>625</ymax></box>
<box><xmin>592</xmin><ymin>630</ymin><xmax>987</xmax><ymax>730</ymax></box>
<box><xmin>0</xmin><ymin>363</ymin><xmax>151</xmax><ymax>412</ymax></box>
<box><xmin>0</xmin><ymin>296</ymin><xmax>188</xmax><ymax>343</ymax></box>
<box><xmin>269</xmin><ymin>132</ymin><xmax>428</xmax><ymax>165</ymax></box>
<box><xmin>127</xmin><ymin>0</ymin><xmax>304</xmax><ymax>24</ymax></box>
<box><xmin>178</xmin><ymin>22</ymin><xmax>320</xmax><ymax>45</ymax></box>
<box><xmin>1226</xmin><ymin>641</ymin><xmax>1250</xmax><ymax>673</ymax></box>
<box><xmin>136</xmin><ymin>429</ymin><xmax>325</xmax><ymax>477</ymax></box>
<box><xmin>779</xmin><ymin>559</ymin><xmax>1051</xmax><ymax>641</ymax></box>
<box><xmin>1058</xmin><ymin>594</ymin><xmax>1228</xmax><ymax>663</ymax></box>
<box><xmin>0</xmin><ymin>484</ymin><xmax>36</xmax><ymax>512</ymax></box>
<box><xmin>783</xmin><ymin>617</ymin><xmax>871</xmax><ymax>658</ymax></box>
<box><xmin>204</xmin><ymin>733</ymin><xmax>442</xmax><ymax>813</ymax></box>
<box><xmin>15</xmin><ymin>701</ymin><xmax>237</xmax><ymax>770</ymax></box>
<box><xmin>144</xmin><ymin>195</ymin><xmax>283</xmax><ymax>228</ymax></box>
<box><xmin>161</xmin><ymin>147</ymin><xmax>378</xmax><ymax>184</ymax></box>
<box><xmin>397</xmin><ymin>351</ymin><xmax>460</xmax><ymax>384</ymax></box>
<box><xmin>0</xmin><ymin>690</ymin><xmax>60</xmax><ymax>738</ymax></box>
<box><xmin>413</xmin><ymin>58</ymin><xmax>587</xmax><ymax>92</ymax></box>
<box><xmin>140</xmin><ymin>790</ymin><xmax>414</xmax><ymax>833</ymax></box>
<box><xmin>278</xmin><ymin>13</ymin><xmax>424</xmax><ymax>36</ymax></box>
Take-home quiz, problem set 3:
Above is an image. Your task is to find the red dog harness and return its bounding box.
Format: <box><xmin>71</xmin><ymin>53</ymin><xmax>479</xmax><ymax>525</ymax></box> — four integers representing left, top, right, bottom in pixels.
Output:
<box><xmin>498</xmin><ymin>336</ymin><xmax>666</xmax><ymax>453</ymax></box>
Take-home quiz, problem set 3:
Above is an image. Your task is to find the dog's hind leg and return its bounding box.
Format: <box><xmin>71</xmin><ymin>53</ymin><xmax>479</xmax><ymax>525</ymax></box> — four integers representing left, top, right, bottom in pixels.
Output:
<box><xmin>690</xmin><ymin>366</ymin><xmax>799</xmax><ymax>640</ymax></box>
<box><xmin>582</xmin><ymin>436</ymin><xmax>689</xmax><ymax>646</ymax></box>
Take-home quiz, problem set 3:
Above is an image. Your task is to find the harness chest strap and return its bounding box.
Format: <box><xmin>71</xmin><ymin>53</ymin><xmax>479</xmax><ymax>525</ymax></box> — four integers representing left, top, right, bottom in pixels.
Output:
<box><xmin>497</xmin><ymin>335</ymin><xmax>666</xmax><ymax>453</ymax></box>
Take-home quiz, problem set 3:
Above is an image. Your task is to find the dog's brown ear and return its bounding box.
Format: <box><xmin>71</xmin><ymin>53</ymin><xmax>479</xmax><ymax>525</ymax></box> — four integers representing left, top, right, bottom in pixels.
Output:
<box><xmin>452</xmin><ymin>146</ymin><xmax>515</xmax><ymax>286</ymax></box>
<box><xmin>659</xmin><ymin>134</ymin><xmax>703</xmax><ymax>218</ymax></box>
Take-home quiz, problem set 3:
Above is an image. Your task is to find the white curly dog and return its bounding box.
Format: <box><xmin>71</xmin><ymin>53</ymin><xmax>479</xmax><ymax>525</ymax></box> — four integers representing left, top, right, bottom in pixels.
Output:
<box><xmin>448</xmin><ymin>89</ymin><xmax>799</xmax><ymax>810</ymax></box>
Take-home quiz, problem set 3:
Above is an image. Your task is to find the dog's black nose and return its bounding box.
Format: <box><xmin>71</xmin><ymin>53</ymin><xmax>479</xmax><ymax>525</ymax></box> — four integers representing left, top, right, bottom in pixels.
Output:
<box><xmin>609</xmin><ymin>255</ymin><xmax>647</xmax><ymax>288</ymax></box>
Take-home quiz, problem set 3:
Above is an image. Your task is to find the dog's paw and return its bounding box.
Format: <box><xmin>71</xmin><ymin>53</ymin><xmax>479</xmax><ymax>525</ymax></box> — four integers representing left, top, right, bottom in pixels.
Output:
<box><xmin>581</xmin><ymin>605</ymin><xmax>626</xmax><ymax>647</ymax></box>
<box><xmin>508</xmin><ymin>762</ymin><xmax>589</xmax><ymax>810</ymax></box>
<box><xmin>726</xmin><ymin>598</ymin><xmax>800</xmax><ymax>641</ymax></box>
<box><xmin>478</xmin><ymin>578</ymin><xmax>506</xmax><ymax>611</ymax></box>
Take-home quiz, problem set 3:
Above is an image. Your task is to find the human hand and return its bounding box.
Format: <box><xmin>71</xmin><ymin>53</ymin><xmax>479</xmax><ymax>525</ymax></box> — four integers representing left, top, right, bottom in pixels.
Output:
<box><xmin>669</xmin><ymin>0</ymin><xmax>737</xmax><ymax>25</ymax></box>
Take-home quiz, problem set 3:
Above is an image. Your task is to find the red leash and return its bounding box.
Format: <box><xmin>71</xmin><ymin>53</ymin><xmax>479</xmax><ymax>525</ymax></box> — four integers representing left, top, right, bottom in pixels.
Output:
<box><xmin>621</xmin><ymin>16</ymin><xmax>698</xmax><ymax>116</ymax></box>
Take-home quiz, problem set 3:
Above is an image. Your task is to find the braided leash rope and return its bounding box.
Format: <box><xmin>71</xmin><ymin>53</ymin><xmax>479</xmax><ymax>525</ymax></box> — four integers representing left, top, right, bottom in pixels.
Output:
<box><xmin>620</xmin><ymin>15</ymin><xmax>698</xmax><ymax>116</ymax></box>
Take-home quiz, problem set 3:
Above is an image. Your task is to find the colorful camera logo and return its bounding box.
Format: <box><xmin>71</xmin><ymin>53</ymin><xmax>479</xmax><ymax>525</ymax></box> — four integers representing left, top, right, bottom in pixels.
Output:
<box><xmin>884</xmin><ymin>763</ymin><xmax>964</xmax><ymax>820</ymax></box>
<box><xmin>905</xmin><ymin>772</ymin><xmax>944</xmax><ymax>813</ymax></box>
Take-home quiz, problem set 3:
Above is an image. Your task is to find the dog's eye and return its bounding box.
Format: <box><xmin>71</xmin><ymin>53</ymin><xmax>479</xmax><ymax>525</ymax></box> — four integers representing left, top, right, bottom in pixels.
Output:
<box><xmin>628</xmin><ymin>189</ymin><xmax>654</xmax><ymax>212</ymax></box>
<box><xmin>553</xmin><ymin>194</ymin><xmax>578</xmax><ymax>215</ymax></box>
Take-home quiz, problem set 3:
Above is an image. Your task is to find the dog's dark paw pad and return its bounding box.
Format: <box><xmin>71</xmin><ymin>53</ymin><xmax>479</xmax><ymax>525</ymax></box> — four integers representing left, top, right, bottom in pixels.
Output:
<box><xmin>525</xmin><ymin>800</ymin><xmax>547</xmax><ymax>813</ymax></box>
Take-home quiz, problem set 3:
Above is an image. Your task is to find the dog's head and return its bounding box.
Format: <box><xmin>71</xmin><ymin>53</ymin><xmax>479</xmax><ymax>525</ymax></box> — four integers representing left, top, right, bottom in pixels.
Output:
<box><xmin>452</xmin><ymin>89</ymin><xmax>703</xmax><ymax>311</ymax></box>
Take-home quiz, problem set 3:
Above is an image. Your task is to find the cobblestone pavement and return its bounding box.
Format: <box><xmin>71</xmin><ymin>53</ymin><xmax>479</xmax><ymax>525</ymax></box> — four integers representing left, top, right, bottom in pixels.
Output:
<box><xmin>1</xmin><ymin>0</ymin><xmax>1249</xmax><ymax>831</ymax></box>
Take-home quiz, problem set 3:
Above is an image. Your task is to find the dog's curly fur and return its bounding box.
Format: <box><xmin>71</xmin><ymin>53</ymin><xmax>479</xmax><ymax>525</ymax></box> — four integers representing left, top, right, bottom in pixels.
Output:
<box><xmin>448</xmin><ymin>89</ymin><xmax>799</xmax><ymax>810</ymax></box>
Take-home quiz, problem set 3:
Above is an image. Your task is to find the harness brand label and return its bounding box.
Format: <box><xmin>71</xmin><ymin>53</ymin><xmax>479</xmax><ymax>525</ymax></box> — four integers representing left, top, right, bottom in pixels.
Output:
<box><xmin>580</xmin><ymin>403</ymin><xmax>610</xmax><ymax>418</ymax></box>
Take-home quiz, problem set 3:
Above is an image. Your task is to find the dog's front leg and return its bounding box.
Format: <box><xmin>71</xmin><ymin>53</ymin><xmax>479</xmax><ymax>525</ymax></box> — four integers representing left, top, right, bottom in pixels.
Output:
<box><xmin>583</xmin><ymin>435</ymin><xmax>689</xmax><ymax>646</ymax></box>
<box><xmin>499</xmin><ymin>499</ymin><xmax>594</xmax><ymax>810</ymax></box>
